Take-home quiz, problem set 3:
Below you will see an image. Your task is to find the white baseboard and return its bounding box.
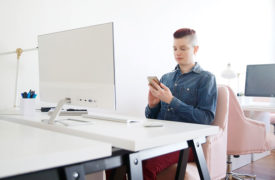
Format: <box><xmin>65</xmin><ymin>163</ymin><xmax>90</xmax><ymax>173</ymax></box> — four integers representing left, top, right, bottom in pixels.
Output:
<box><xmin>252</xmin><ymin>151</ymin><xmax>270</xmax><ymax>161</ymax></box>
<box><xmin>231</xmin><ymin>154</ymin><xmax>252</xmax><ymax>170</ymax></box>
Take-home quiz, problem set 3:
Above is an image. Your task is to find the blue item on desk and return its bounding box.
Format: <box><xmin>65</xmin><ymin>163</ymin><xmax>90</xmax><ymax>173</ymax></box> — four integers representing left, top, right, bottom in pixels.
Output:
<box><xmin>27</xmin><ymin>92</ymin><xmax>31</xmax><ymax>98</ymax></box>
<box><xmin>21</xmin><ymin>89</ymin><xmax>37</xmax><ymax>99</ymax></box>
<box><xmin>21</xmin><ymin>92</ymin><xmax>27</xmax><ymax>98</ymax></box>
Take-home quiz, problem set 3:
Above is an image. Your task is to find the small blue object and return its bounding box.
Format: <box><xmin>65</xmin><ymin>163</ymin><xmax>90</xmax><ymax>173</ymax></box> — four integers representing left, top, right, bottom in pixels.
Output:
<box><xmin>21</xmin><ymin>90</ymin><xmax>36</xmax><ymax>98</ymax></box>
<box><xmin>21</xmin><ymin>92</ymin><xmax>28</xmax><ymax>98</ymax></box>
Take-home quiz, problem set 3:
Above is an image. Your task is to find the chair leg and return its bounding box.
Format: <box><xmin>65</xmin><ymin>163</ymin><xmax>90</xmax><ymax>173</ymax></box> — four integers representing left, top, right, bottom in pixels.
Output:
<box><xmin>232</xmin><ymin>172</ymin><xmax>256</xmax><ymax>179</ymax></box>
<box><xmin>225</xmin><ymin>155</ymin><xmax>256</xmax><ymax>180</ymax></box>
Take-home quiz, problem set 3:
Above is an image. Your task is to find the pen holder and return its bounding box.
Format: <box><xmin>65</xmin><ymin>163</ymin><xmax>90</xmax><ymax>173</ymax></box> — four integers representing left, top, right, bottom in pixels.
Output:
<box><xmin>20</xmin><ymin>98</ymin><xmax>36</xmax><ymax>116</ymax></box>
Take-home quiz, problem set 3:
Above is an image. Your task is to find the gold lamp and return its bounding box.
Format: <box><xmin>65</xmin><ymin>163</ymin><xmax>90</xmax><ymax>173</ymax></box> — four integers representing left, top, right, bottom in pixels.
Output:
<box><xmin>0</xmin><ymin>47</ymin><xmax>38</xmax><ymax>110</ymax></box>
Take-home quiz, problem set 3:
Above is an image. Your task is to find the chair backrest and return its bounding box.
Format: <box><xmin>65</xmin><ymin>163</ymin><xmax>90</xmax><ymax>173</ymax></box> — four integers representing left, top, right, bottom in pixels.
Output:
<box><xmin>202</xmin><ymin>85</ymin><xmax>229</xmax><ymax>180</ymax></box>
<box><xmin>227</xmin><ymin>86</ymin><xmax>247</xmax><ymax>125</ymax></box>
<box><xmin>212</xmin><ymin>85</ymin><xmax>230</xmax><ymax>130</ymax></box>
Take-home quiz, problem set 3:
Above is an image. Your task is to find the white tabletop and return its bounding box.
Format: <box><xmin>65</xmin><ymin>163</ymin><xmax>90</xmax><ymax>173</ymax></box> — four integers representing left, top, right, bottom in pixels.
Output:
<box><xmin>0</xmin><ymin>113</ymin><xmax>218</xmax><ymax>152</ymax></box>
<box><xmin>0</xmin><ymin>120</ymin><xmax>111</xmax><ymax>179</ymax></box>
<box><xmin>241</xmin><ymin>102</ymin><xmax>275</xmax><ymax>112</ymax></box>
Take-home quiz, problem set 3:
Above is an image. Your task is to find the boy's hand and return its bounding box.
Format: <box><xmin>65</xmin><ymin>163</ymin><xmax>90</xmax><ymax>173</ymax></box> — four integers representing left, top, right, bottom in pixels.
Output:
<box><xmin>149</xmin><ymin>81</ymin><xmax>173</xmax><ymax>104</ymax></box>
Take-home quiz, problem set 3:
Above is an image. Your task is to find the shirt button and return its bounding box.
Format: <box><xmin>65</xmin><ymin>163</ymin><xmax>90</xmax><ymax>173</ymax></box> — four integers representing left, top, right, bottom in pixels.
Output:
<box><xmin>174</xmin><ymin>83</ymin><xmax>177</xmax><ymax>86</ymax></box>
<box><xmin>167</xmin><ymin>109</ymin><xmax>170</xmax><ymax>111</ymax></box>
<box><xmin>187</xmin><ymin>88</ymin><xmax>190</xmax><ymax>91</ymax></box>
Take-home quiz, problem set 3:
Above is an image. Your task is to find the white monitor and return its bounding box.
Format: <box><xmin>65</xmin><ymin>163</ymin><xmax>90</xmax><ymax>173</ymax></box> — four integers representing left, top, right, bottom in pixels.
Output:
<box><xmin>38</xmin><ymin>22</ymin><xmax>116</xmax><ymax>111</ymax></box>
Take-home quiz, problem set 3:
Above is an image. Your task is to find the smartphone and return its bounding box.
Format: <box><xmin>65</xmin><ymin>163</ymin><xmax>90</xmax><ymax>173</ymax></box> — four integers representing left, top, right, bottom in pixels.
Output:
<box><xmin>147</xmin><ymin>76</ymin><xmax>160</xmax><ymax>89</ymax></box>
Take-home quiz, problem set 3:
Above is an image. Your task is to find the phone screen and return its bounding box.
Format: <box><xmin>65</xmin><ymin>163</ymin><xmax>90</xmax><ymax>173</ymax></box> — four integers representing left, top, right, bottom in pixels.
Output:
<box><xmin>147</xmin><ymin>76</ymin><xmax>160</xmax><ymax>89</ymax></box>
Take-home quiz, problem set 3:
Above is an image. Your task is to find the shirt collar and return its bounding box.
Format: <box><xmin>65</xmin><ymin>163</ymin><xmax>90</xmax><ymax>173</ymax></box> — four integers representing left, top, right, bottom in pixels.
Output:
<box><xmin>174</xmin><ymin>62</ymin><xmax>202</xmax><ymax>74</ymax></box>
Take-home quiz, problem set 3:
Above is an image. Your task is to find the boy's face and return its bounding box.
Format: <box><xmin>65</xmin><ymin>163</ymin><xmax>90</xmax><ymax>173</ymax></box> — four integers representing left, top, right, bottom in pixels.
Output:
<box><xmin>173</xmin><ymin>37</ymin><xmax>198</xmax><ymax>65</ymax></box>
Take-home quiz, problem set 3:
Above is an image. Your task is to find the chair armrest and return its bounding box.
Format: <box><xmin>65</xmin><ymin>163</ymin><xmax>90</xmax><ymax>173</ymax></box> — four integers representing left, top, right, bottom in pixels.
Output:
<box><xmin>246</xmin><ymin>117</ymin><xmax>266</xmax><ymax>128</ymax></box>
<box><xmin>228</xmin><ymin>117</ymin><xmax>268</xmax><ymax>154</ymax></box>
<box><xmin>243</xmin><ymin>117</ymin><xmax>266</xmax><ymax>141</ymax></box>
<box><xmin>207</xmin><ymin>128</ymin><xmax>224</xmax><ymax>143</ymax></box>
<box><xmin>203</xmin><ymin>128</ymin><xmax>227</xmax><ymax>179</ymax></box>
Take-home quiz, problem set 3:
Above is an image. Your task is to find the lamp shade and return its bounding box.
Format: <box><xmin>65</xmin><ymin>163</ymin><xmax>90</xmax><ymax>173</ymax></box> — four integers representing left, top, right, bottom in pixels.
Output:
<box><xmin>221</xmin><ymin>63</ymin><xmax>236</xmax><ymax>79</ymax></box>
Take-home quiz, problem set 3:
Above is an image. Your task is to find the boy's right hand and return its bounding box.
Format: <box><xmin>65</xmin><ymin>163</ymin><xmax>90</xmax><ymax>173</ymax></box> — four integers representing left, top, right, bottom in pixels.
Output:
<box><xmin>148</xmin><ymin>86</ymin><xmax>160</xmax><ymax>108</ymax></box>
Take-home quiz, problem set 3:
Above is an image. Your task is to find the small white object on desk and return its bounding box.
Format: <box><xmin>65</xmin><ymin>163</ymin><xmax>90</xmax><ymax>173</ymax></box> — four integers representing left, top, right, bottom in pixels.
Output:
<box><xmin>143</xmin><ymin>122</ymin><xmax>164</xmax><ymax>127</ymax></box>
<box><xmin>20</xmin><ymin>98</ymin><xmax>36</xmax><ymax>116</ymax></box>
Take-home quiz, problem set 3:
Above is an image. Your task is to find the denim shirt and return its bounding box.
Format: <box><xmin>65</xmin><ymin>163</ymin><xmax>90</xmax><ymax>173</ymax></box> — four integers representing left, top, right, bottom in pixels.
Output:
<box><xmin>145</xmin><ymin>62</ymin><xmax>217</xmax><ymax>125</ymax></box>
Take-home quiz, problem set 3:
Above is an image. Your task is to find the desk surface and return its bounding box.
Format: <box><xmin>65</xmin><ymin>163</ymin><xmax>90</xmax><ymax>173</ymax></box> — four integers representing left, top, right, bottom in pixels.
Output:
<box><xmin>0</xmin><ymin>120</ymin><xmax>111</xmax><ymax>179</ymax></box>
<box><xmin>0</xmin><ymin>113</ymin><xmax>218</xmax><ymax>151</ymax></box>
<box><xmin>241</xmin><ymin>102</ymin><xmax>275</xmax><ymax>112</ymax></box>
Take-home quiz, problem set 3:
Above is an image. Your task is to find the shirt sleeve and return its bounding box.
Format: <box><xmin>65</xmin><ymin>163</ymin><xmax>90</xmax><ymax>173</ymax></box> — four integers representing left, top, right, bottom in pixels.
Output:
<box><xmin>145</xmin><ymin>103</ymin><xmax>161</xmax><ymax>119</ymax></box>
<box><xmin>169</xmin><ymin>73</ymin><xmax>217</xmax><ymax>125</ymax></box>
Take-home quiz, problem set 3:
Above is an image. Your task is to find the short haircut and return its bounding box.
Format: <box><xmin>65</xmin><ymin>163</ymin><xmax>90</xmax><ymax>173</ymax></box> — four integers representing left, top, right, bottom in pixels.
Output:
<box><xmin>173</xmin><ymin>28</ymin><xmax>198</xmax><ymax>46</ymax></box>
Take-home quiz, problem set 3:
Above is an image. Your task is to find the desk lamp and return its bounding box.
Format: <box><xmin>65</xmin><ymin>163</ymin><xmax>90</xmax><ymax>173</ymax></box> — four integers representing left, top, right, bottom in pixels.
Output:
<box><xmin>0</xmin><ymin>47</ymin><xmax>38</xmax><ymax>111</ymax></box>
<box><xmin>221</xmin><ymin>63</ymin><xmax>236</xmax><ymax>85</ymax></box>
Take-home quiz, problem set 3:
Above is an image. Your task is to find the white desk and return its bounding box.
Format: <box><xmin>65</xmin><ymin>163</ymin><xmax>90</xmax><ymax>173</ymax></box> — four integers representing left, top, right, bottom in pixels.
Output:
<box><xmin>0</xmin><ymin>113</ymin><xmax>218</xmax><ymax>152</ymax></box>
<box><xmin>0</xmin><ymin>113</ymin><xmax>218</xmax><ymax>180</ymax></box>
<box><xmin>0</xmin><ymin>120</ymin><xmax>111</xmax><ymax>179</ymax></box>
<box><xmin>242</xmin><ymin>103</ymin><xmax>275</xmax><ymax>113</ymax></box>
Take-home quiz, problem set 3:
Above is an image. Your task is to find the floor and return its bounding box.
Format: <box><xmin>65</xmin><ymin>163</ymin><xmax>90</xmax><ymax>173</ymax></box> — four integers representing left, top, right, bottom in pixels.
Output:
<box><xmin>233</xmin><ymin>150</ymin><xmax>275</xmax><ymax>180</ymax></box>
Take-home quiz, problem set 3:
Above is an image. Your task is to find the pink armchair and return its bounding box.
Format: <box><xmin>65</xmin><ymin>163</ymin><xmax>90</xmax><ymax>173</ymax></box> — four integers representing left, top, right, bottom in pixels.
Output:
<box><xmin>270</xmin><ymin>113</ymin><xmax>275</xmax><ymax>134</ymax></box>
<box><xmin>226</xmin><ymin>86</ymin><xmax>275</xmax><ymax>179</ymax></box>
<box><xmin>185</xmin><ymin>85</ymin><xmax>229</xmax><ymax>180</ymax></box>
<box><xmin>156</xmin><ymin>85</ymin><xmax>230</xmax><ymax>180</ymax></box>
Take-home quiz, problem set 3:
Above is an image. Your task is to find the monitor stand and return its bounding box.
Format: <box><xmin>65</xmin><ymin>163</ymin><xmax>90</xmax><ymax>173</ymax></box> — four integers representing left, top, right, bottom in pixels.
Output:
<box><xmin>42</xmin><ymin>97</ymin><xmax>71</xmax><ymax>124</ymax></box>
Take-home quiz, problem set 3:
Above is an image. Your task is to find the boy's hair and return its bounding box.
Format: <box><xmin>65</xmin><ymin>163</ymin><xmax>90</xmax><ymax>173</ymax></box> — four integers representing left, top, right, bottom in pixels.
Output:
<box><xmin>173</xmin><ymin>28</ymin><xmax>198</xmax><ymax>46</ymax></box>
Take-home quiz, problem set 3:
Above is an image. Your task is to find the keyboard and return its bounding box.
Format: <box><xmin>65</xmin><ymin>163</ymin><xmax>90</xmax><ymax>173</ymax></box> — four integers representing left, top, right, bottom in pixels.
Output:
<box><xmin>82</xmin><ymin>113</ymin><xmax>140</xmax><ymax>123</ymax></box>
<box><xmin>48</xmin><ymin>111</ymin><xmax>88</xmax><ymax>116</ymax></box>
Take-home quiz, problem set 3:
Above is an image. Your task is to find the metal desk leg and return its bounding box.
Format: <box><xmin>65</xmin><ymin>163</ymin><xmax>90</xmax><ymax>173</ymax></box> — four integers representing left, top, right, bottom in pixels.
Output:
<box><xmin>188</xmin><ymin>139</ymin><xmax>210</xmax><ymax>180</ymax></box>
<box><xmin>175</xmin><ymin>148</ymin><xmax>189</xmax><ymax>180</ymax></box>
<box><xmin>127</xmin><ymin>153</ymin><xmax>143</xmax><ymax>180</ymax></box>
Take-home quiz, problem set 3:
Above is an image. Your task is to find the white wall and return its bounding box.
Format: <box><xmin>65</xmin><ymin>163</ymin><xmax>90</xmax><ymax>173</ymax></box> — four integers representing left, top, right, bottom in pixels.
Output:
<box><xmin>0</xmin><ymin>0</ymin><xmax>274</xmax><ymax>117</ymax></box>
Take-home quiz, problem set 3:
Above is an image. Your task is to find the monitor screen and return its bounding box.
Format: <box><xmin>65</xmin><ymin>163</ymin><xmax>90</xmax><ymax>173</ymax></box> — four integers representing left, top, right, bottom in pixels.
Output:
<box><xmin>38</xmin><ymin>22</ymin><xmax>116</xmax><ymax>110</ymax></box>
<box><xmin>245</xmin><ymin>64</ymin><xmax>275</xmax><ymax>97</ymax></box>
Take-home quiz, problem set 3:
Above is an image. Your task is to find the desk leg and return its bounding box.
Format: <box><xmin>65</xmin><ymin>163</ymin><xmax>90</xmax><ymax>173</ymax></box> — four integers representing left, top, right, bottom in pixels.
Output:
<box><xmin>188</xmin><ymin>139</ymin><xmax>210</xmax><ymax>180</ymax></box>
<box><xmin>175</xmin><ymin>148</ymin><xmax>189</xmax><ymax>180</ymax></box>
<box><xmin>127</xmin><ymin>153</ymin><xmax>143</xmax><ymax>180</ymax></box>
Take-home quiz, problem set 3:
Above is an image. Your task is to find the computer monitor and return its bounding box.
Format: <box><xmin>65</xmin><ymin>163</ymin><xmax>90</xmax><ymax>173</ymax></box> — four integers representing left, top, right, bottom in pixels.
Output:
<box><xmin>38</xmin><ymin>22</ymin><xmax>116</xmax><ymax>114</ymax></box>
<box><xmin>245</xmin><ymin>64</ymin><xmax>275</xmax><ymax>97</ymax></box>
